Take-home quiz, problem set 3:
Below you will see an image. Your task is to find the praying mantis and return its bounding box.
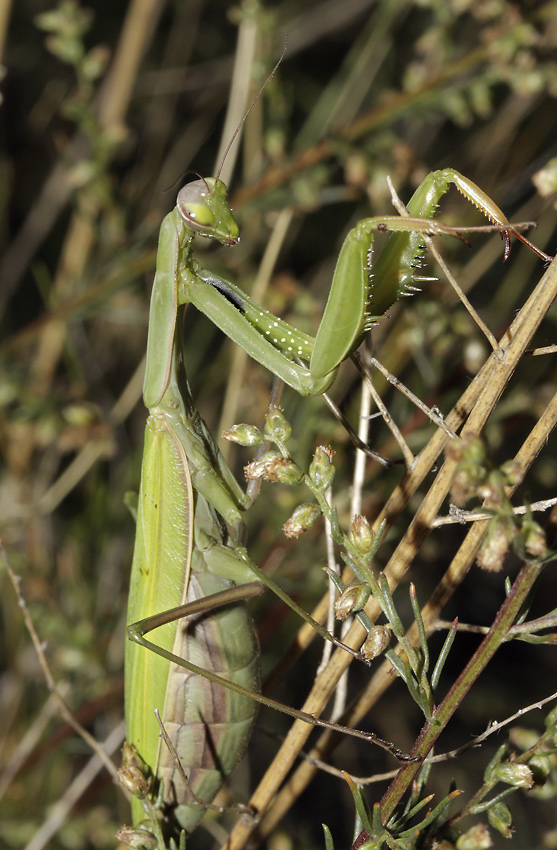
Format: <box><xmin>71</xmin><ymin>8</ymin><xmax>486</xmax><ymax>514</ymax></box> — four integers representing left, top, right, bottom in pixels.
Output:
<box><xmin>122</xmin><ymin>160</ymin><xmax>546</xmax><ymax>844</ymax></box>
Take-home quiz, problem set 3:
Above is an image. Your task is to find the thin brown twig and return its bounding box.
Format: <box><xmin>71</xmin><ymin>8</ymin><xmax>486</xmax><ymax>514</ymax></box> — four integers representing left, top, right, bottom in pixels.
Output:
<box><xmin>0</xmin><ymin>540</ymin><xmax>122</xmax><ymax>785</ymax></box>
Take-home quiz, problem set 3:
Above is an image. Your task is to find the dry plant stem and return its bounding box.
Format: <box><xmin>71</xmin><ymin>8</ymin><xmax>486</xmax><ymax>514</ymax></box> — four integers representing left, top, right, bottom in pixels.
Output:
<box><xmin>134</xmin><ymin>1</ymin><xmax>201</xmax><ymax>194</ymax></box>
<box><xmin>97</xmin><ymin>0</ymin><xmax>162</xmax><ymax>131</ymax></box>
<box><xmin>0</xmin><ymin>0</ymin><xmax>156</xmax><ymax>475</ymax></box>
<box><xmin>222</xmin><ymin>257</ymin><xmax>557</xmax><ymax>850</ymax></box>
<box><xmin>529</xmin><ymin>344</ymin><xmax>557</xmax><ymax>355</ymax></box>
<box><xmin>298</xmin><ymin>686</ymin><xmax>557</xmax><ymax>787</ymax></box>
<box><xmin>433</xmin><ymin>612</ymin><xmax>557</xmax><ymax>637</ymax></box>
<box><xmin>352</xmin><ymin>378</ymin><xmax>373</xmax><ymax>518</ymax></box>
<box><xmin>329</xmin><ymin>380</ymin><xmax>374</xmax><ymax>715</ymax></box>
<box><xmin>37</xmin><ymin>358</ymin><xmax>145</xmax><ymax>514</ymax></box>
<box><xmin>0</xmin><ymin>150</ymin><xmax>74</xmax><ymax>315</ymax></box>
<box><xmin>433</xmin><ymin>496</ymin><xmax>557</xmax><ymax>527</ymax></box>
<box><xmin>0</xmin><ymin>541</ymin><xmax>122</xmax><ymax>787</ymax></box>
<box><xmin>351</xmin><ymin>352</ymin><xmax>416</xmax><ymax>467</ymax></box>
<box><xmin>0</xmin><ymin>691</ymin><xmax>64</xmax><ymax>803</ymax></box>
<box><xmin>2</xmin><ymin>248</ymin><xmax>157</xmax><ymax>354</ymax></box>
<box><xmin>321</xmin><ymin>391</ymin><xmax>391</xmax><ymax>464</ymax></box>
<box><xmin>424</xmin><ymin>236</ymin><xmax>499</xmax><ymax>348</ymax></box>
<box><xmin>18</xmin><ymin>0</ymin><xmax>160</xmax><ymax>473</ymax></box>
<box><xmin>328</xmin><ymin>383</ymin><xmax>373</xmax><ymax>714</ymax></box>
<box><xmin>0</xmin><ymin>0</ymin><xmax>13</xmax><ymax>61</ymax></box>
<box><xmin>318</xmin><ymin>492</ymin><xmax>338</xmax><ymax>678</ymax></box>
<box><xmin>213</xmin><ymin>18</ymin><xmax>258</xmax><ymax>186</ymax></box>
<box><xmin>376</xmin><ymin>558</ymin><xmax>545</xmax><ymax>830</ymax></box>
<box><xmin>24</xmin><ymin>721</ymin><xmax>125</xmax><ymax>850</ymax></box>
<box><xmin>442</xmin><ymin>689</ymin><xmax>557</xmax><ymax>759</ymax></box>
<box><xmin>365</xmin><ymin>354</ymin><xmax>457</xmax><ymax>438</ymax></box>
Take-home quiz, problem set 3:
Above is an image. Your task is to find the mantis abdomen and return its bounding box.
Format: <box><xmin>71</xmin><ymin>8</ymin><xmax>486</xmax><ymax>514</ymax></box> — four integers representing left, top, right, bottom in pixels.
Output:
<box><xmin>159</xmin><ymin>572</ymin><xmax>260</xmax><ymax>833</ymax></box>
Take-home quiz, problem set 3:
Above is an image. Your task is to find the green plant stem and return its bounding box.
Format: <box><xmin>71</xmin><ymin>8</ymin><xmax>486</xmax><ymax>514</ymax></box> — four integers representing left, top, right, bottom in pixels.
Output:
<box><xmin>350</xmin><ymin>557</ymin><xmax>545</xmax><ymax>849</ymax></box>
<box><xmin>452</xmin><ymin>706</ymin><xmax>557</xmax><ymax>824</ymax></box>
<box><xmin>375</xmin><ymin>558</ymin><xmax>544</xmax><ymax>828</ymax></box>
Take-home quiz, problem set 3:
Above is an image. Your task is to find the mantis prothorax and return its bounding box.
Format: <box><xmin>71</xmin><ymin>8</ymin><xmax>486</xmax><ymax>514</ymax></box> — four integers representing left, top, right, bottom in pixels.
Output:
<box><xmin>123</xmin><ymin>165</ymin><xmax>545</xmax><ymax>842</ymax></box>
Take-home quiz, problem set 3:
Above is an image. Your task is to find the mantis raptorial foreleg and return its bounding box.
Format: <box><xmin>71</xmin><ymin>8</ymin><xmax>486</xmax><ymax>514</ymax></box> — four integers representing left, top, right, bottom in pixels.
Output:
<box><xmin>122</xmin><ymin>166</ymin><xmax>546</xmax><ymax>845</ymax></box>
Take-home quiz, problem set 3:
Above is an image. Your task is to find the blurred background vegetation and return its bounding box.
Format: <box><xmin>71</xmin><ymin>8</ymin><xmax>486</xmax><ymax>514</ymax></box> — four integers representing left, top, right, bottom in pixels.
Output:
<box><xmin>1</xmin><ymin>0</ymin><xmax>557</xmax><ymax>848</ymax></box>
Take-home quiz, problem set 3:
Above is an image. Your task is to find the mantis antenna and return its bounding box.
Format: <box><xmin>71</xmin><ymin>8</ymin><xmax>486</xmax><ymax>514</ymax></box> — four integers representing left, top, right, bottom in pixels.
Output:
<box><xmin>215</xmin><ymin>41</ymin><xmax>287</xmax><ymax>183</ymax></box>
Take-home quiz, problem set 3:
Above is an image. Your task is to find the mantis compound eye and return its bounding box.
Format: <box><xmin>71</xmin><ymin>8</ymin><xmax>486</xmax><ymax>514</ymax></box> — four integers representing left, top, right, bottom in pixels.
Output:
<box><xmin>176</xmin><ymin>177</ymin><xmax>239</xmax><ymax>246</ymax></box>
<box><xmin>176</xmin><ymin>179</ymin><xmax>215</xmax><ymax>231</ymax></box>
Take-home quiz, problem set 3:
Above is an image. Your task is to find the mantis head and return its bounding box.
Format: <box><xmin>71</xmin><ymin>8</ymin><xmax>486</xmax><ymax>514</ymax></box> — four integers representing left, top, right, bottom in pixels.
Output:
<box><xmin>175</xmin><ymin>47</ymin><xmax>287</xmax><ymax>251</ymax></box>
<box><xmin>176</xmin><ymin>177</ymin><xmax>240</xmax><ymax>247</ymax></box>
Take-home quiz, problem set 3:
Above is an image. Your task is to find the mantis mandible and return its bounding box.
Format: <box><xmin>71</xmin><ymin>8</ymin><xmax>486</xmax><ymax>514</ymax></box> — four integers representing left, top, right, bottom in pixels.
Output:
<box><xmin>123</xmin><ymin>159</ymin><xmax>544</xmax><ymax>842</ymax></box>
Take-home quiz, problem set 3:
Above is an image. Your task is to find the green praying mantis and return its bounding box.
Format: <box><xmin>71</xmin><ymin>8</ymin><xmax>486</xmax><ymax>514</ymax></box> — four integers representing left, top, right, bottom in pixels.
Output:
<box><xmin>122</xmin><ymin>150</ymin><xmax>548</xmax><ymax>842</ymax></box>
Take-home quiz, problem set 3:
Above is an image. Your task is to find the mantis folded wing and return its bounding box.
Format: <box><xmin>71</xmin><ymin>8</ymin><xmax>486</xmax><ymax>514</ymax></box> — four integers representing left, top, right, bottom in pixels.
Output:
<box><xmin>124</xmin><ymin>170</ymin><xmax>545</xmax><ymax>840</ymax></box>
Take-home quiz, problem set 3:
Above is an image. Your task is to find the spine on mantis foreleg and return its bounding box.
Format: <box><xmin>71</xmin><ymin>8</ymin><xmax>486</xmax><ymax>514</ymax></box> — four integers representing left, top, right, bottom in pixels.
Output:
<box><xmin>126</xmin><ymin>209</ymin><xmax>260</xmax><ymax>834</ymax></box>
<box><xmin>310</xmin><ymin>168</ymin><xmax>516</xmax><ymax>382</ymax></box>
<box><xmin>366</xmin><ymin>168</ymin><xmax>514</xmax><ymax>316</ymax></box>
